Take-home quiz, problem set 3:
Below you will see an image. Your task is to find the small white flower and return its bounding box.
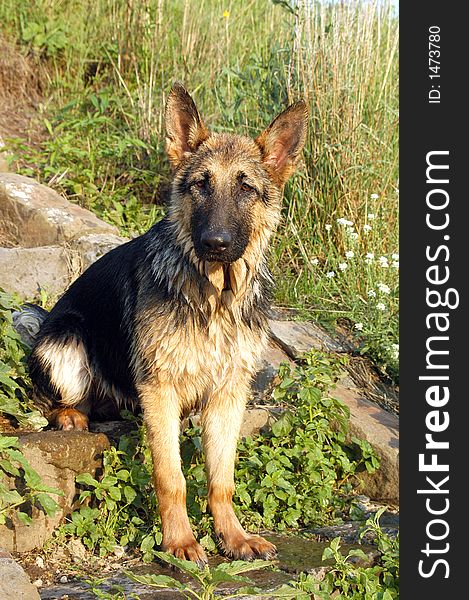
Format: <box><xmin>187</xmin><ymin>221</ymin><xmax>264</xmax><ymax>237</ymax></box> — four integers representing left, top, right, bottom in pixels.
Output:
<box><xmin>368</xmin><ymin>213</ymin><xmax>375</xmax><ymax>220</ymax></box>
<box><xmin>365</xmin><ymin>252</ymin><xmax>374</xmax><ymax>264</ymax></box>
<box><xmin>367</xmin><ymin>290</ymin><xmax>376</xmax><ymax>297</ymax></box>
<box><xmin>371</xmin><ymin>193</ymin><xmax>379</xmax><ymax>199</ymax></box>
<box><xmin>392</xmin><ymin>260</ymin><xmax>399</xmax><ymax>269</ymax></box>
<box><xmin>337</xmin><ymin>218</ymin><xmax>354</xmax><ymax>227</ymax></box>
<box><xmin>349</xmin><ymin>231</ymin><xmax>359</xmax><ymax>240</ymax></box>
<box><xmin>363</xmin><ymin>224</ymin><xmax>372</xmax><ymax>233</ymax></box>
<box><xmin>338</xmin><ymin>262</ymin><xmax>348</xmax><ymax>271</ymax></box>
<box><xmin>345</xmin><ymin>250</ymin><xmax>354</xmax><ymax>259</ymax></box>
<box><xmin>326</xmin><ymin>271</ymin><xmax>335</xmax><ymax>278</ymax></box>
<box><xmin>377</xmin><ymin>283</ymin><xmax>391</xmax><ymax>294</ymax></box>
<box><xmin>311</xmin><ymin>258</ymin><xmax>319</xmax><ymax>265</ymax></box>
<box><xmin>379</xmin><ymin>256</ymin><xmax>389</xmax><ymax>267</ymax></box>
<box><xmin>376</xmin><ymin>302</ymin><xmax>386</xmax><ymax>311</ymax></box>
<box><xmin>391</xmin><ymin>343</ymin><xmax>399</xmax><ymax>360</ymax></box>
<box><xmin>325</xmin><ymin>224</ymin><xmax>332</xmax><ymax>232</ymax></box>
<box><xmin>355</xmin><ymin>322</ymin><xmax>364</xmax><ymax>331</ymax></box>
<box><xmin>392</xmin><ymin>253</ymin><xmax>399</xmax><ymax>260</ymax></box>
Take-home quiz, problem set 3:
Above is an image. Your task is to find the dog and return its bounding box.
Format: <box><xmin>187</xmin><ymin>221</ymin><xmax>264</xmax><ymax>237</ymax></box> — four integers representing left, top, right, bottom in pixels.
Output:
<box><xmin>24</xmin><ymin>83</ymin><xmax>308</xmax><ymax>565</ymax></box>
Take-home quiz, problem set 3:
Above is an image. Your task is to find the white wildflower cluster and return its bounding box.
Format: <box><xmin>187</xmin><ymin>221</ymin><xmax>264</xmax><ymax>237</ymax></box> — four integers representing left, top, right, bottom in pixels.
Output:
<box><xmin>368</xmin><ymin>213</ymin><xmax>375</xmax><ymax>220</ymax></box>
<box><xmin>368</xmin><ymin>290</ymin><xmax>376</xmax><ymax>297</ymax></box>
<box><xmin>391</xmin><ymin>253</ymin><xmax>399</xmax><ymax>269</ymax></box>
<box><xmin>376</xmin><ymin>302</ymin><xmax>386</xmax><ymax>311</ymax></box>
<box><xmin>371</xmin><ymin>193</ymin><xmax>379</xmax><ymax>199</ymax></box>
<box><xmin>337</xmin><ymin>217</ymin><xmax>354</xmax><ymax>227</ymax></box>
<box><xmin>338</xmin><ymin>262</ymin><xmax>348</xmax><ymax>271</ymax></box>
<box><xmin>377</xmin><ymin>282</ymin><xmax>391</xmax><ymax>294</ymax></box>
<box><xmin>311</xmin><ymin>258</ymin><xmax>319</xmax><ymax>266</ymax></box>
<box><xmin>355</xmin><ymin>322</ymin><xmax>364</xmax><ymax>331</ymax></box>
<box><xmin>345</xmin><ymin>250</ymin><xmax>354</xmax><ymax>259</ymax></box>
<box><xmin>325</xmin><ymin>224</ymin><xmax>332</xmax><ymax>231</ymax></box>
<box><xmin>365</xmin><ymin>252</ymin><xmax>374</xmax><ymax>264</ymax></box>
<box><xmin>363</xmin><ymin>224</ymin><xmax>372</xmax><ymax>233</ymax></box>
<box><xmin>326</xmin><ymin>271</ymin><xmax>335</xmax><ymax>278</ymax></box>
<box><xmin>390</xmin><ymin>343</ymin><xmax>399</xmax><ymax>360</ymax></box>
<box><xmin>378</xmin><ymin>256</ymin><xmax>389</xmax><ymax>268</ymax></box>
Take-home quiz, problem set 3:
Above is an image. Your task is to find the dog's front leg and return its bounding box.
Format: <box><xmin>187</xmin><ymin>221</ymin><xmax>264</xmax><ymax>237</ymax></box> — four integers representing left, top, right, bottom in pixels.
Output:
<box><xmin>139</xmin><ymin>382</ymin><xmax>207</xmax><ymax>566</ymax></box>
<box><xmin>202</xmin><ymin>380</ymin><xmax>277</xmax><ymax>561</ymax></box>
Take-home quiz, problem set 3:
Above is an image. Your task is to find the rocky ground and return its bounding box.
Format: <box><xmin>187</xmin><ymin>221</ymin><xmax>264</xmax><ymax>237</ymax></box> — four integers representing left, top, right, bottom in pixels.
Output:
<box><xmin>0</xmin><ymin>169</ymin><xmax>399</xmax><ymax>599</ymax></box>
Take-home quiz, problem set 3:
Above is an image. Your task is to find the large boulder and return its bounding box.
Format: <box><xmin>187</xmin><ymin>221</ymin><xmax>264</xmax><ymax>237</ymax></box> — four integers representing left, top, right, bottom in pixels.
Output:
<box><xmin>0</xmin><ymin>173</ymin><xmax>119</xmax><ymax>248</ymax></box>
<box><xmin>0</xmin><ymin>431</ymin><xmax>110</xmax><ymax>553</ymax></box>
<box><xmin>0</xmin><ymin>246</ymin><xmax>71</xmax><ymax>298</ymax></box>
<box><xmin>0</xmin><ymin>174</ymin><xmax>127</xmax><ymax>299</ymax></box>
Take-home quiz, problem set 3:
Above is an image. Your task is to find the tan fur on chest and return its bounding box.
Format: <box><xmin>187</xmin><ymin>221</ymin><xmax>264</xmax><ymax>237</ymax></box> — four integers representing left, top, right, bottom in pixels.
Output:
<box><xmin>135</xmin><ymin>301</ymin><xmax>267</xmax><ymax>412</ymax></box>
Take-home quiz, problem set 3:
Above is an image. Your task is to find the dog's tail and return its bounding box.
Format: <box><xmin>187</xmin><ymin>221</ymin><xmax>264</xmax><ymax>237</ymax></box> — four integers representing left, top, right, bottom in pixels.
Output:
<box><xmin>12</xmin><ymin>304</ymin><xmax>49</xmax><ymax>349</ymax></box>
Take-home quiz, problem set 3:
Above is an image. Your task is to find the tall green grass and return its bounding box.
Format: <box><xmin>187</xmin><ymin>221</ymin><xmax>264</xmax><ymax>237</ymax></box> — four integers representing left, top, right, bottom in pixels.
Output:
<box><xmin>0</xmin><ymin>0</ymin><xmax>399</xmax><ymax>380</ymax></box>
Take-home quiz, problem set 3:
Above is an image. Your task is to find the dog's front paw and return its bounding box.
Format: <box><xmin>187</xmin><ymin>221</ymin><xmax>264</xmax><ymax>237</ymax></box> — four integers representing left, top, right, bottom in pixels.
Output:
<box><xmin>163</xmin><ymin>539</ymin><xmax>208</xmax><ymax>568</ymax></box>
<box><xmin>219</xmin><ymin>533</ymin><xmax>277</xmax><ymax>561</ymax></box>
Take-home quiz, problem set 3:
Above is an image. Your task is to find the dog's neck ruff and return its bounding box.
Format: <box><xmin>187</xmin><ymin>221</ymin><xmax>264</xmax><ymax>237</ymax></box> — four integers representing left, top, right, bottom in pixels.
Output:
<box><xmin>148</xmin><ymin>218</ymin><xmax>271</xmax><ymax>324</ymax></box>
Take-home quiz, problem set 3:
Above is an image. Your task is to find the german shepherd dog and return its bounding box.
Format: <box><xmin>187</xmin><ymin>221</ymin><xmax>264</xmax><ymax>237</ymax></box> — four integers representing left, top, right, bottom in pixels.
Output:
<box><xmin>26</xmin><ymin>83</ymin><xmax>308</xmax><ymax>565</ymax></box>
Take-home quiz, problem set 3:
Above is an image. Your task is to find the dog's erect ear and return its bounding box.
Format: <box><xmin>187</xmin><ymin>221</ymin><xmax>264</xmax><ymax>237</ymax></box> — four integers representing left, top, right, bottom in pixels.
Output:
<box><xmin>256</xmin><ymin>100</ymin><xmax>309</xmax><ymax>187</ymax></box>
<box><xmin>165</xmin><ymin>82</ymin><xmax>209</xmax><ymax>169</ymax></box>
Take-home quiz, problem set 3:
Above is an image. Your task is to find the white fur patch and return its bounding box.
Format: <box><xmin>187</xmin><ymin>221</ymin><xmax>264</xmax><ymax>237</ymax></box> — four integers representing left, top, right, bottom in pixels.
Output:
<box><xmin>39</xmin><ymin>340</ymin><xmax>91</xmax><ymax>405</ymax></box>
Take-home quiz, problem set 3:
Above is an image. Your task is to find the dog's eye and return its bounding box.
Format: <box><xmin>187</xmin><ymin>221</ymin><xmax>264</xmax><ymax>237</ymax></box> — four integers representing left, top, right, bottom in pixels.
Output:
<box><xmin>240</xmin><ymin>182</ymin><xmax>255</xmax><ymax>193</ymax></box>
<box><xmin>193</xmin><ymin>179</ymin><xmax>206</xmax><ymax>190</ymax></box>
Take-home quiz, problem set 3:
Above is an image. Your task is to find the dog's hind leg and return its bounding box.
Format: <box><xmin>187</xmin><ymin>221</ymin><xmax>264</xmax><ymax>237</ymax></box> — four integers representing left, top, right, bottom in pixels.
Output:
<box><xmin>30</xmin><ymin>337</ymin><xmax>92</xmax><ymax>431</ymax></box>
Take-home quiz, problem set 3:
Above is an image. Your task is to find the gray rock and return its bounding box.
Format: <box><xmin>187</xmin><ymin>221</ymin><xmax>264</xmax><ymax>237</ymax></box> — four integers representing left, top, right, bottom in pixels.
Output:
<box><xmin>0</xmin><ymin>431</ymin><xmax>110</xmax><ymax>553</ymax></box>
<box><xmin>333</xmin><ymin>376</ymin><xmax>399</xmax><ymax>504</ymax></box>
<box><xmin>71</xmin><ymin>233</ymin><xmax>127</xmax><ymax>270</ymax></box>
<box><xmin>0</xmin><ymin>553</ymin><xmax>40</xmax><ymax>599</ymax></box>
<box><xmin>252</xmin><ymin>339</ymin><xmax>296</xmax><ymax>399</ymax></box>
<box><xmin>239</xmin><ymin>407</ymin><xmax>275</xmax><ymax>438</ymax></box>
<box><xmin>269</xmin><ymin>319</ymin><xmax>348</xmax><ymax>358</ymax></box>
<box><xmin>186</xmin><ymin>407</ymin><xmax>277</xmax><ymax>440</ymax></box>
<box><xmin>0</xmin><ymin>173</ymin><xmax>119</xmax><ymax>247</ymax></box>
<box><xmin>0</xmin><ymin>246</ymin><xmax>71</xmax><ymax>299</ymax></box>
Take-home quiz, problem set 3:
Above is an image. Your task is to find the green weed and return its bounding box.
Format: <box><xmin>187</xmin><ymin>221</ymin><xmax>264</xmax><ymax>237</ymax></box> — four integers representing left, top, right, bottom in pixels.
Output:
<box><xmin>0</xmin><ymin>435</ymin><xmax>62</xmax><ymax>526</ymax></box>
<box><xmin>0</xmin><ymin>289</ymin><xmax>47</xmax><ymax>430</ymax></box>
<box><xmin>294</xmin><ymin>508</ymin><xmax>399</xmax><ymax>599</ymax></box>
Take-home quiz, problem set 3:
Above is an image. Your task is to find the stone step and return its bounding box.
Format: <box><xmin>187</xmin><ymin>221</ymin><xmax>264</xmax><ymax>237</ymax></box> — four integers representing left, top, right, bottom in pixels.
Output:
<box><xmin>0</xmin><ymin>431</ymin><xmax>109</xmax><ymax>554</ymax></box>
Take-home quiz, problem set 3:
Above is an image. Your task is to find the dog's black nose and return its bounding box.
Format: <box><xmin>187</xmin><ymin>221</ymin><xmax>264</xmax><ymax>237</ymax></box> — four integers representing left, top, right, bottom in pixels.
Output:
<box><xmin>201</xmin><ymin>231</ymin><xmax>232</xmax><ymax>251</ymax></box>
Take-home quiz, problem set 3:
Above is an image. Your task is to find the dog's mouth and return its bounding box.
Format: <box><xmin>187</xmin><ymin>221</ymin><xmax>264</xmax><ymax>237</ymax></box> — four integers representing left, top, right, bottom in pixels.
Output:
<box><xmin>201</xmin><ymin>252</ymin><xmax>235</xmax><ymax>264</ymax></box>
<box><xmin>194</xmin><ymin>245</ymin><xmax>244</xmax><ymax>265</ymax></box>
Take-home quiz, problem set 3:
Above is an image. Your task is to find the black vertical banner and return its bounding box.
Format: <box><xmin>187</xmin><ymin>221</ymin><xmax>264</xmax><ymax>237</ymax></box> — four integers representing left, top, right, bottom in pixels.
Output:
<box><xmin>401</xmin><ymin>2</ymin><xmax>467</xmax><ymax>597</ymax></box>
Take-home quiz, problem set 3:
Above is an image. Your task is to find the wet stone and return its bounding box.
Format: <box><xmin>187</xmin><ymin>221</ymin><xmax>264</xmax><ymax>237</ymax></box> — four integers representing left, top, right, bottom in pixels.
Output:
<box><xmin>38</xmin><ymin>532</ymin><xmax>377</xmax><ymax>599</ymax></box>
